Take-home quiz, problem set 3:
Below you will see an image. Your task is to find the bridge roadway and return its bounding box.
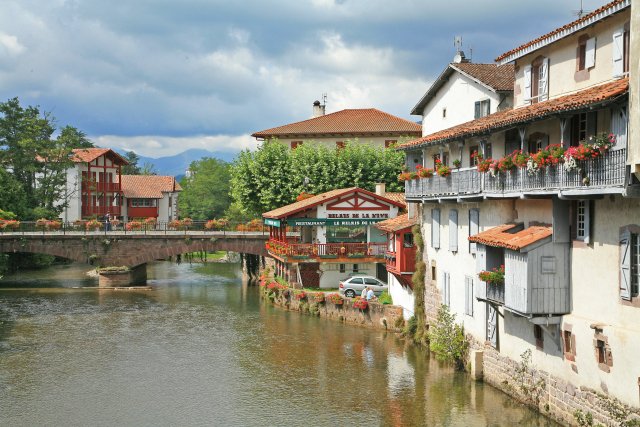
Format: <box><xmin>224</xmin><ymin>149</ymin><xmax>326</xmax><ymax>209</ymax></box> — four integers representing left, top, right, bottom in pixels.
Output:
<box><xmin>0</xmin><ymin>230</ymin><xmax>269</xmax><ymax>286</ymax></box>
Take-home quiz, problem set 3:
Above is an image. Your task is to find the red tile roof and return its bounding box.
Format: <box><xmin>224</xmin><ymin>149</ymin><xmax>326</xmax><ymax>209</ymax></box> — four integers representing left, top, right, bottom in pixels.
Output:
<box><xmin>121</xmin><ymin>175</ymin><xmax>182</xmax><ymax>199</ymax></box>
<box><xmin>412</xmin><ymin>63</ymin><xmax>514</xmax><ymax>115</ymax></box>
<box><xmin>468</xmin><ymin>223</ymin><xmax>552</xmax><ymax>251</ymax></box>
<box><xmin>71</xmin><ymin>148</ymin><xmax>128</xmax><ymax>165</ymax></box>
<box><xmin>380</xmin><ymin>192</ymin><xmax>406</xmax><ymax>206</ymax></box>
<box><xmin>400</xmin><ymin>78</ymin><xmax>628</xmax><ymax>150</ymax></box>
<box><xmin>452</xmin><ymin>63</ymin><xmax>515</xmax><ymax>92</ymax></box>
<box><xmin>262</xmin><ymin>187</ymin><xmax>405</xmax><ymax>219</ymax></box>
<box><xmin>252</xmin><ymin>108</ymin><xmax>421</xmax><ymax>139</ymax></box>
<box><xmin>496</xmin><ymin>0</ymin><xmax>630</xmax><ymax>63</ymax></box>
<box><xmin>376</xmin><ymin>213</ymin><xmax>417</xmax><ymax>233</ymax></box>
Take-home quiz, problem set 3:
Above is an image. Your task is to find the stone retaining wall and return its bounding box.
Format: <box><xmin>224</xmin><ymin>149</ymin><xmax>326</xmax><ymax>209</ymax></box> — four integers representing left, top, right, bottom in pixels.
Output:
<box><xmin>266</xmin><ymin>292</ymin><xmax>405</xmax><ymax>332</ymax></box>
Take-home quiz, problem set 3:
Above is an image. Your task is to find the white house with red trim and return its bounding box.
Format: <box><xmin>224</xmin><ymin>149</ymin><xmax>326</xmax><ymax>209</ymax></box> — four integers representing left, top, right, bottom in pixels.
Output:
<box><xmin>262</xmin><ymin>187</ymin><xmax>404</xmax><ymax>288</ymax></box>
<box><xmin>400</xmin><ymin>0</ymin><xmax>640</xmax><ymax>420</ymax></box>
<box><xmin>59</xmin><ymin>148</ymin><xmax>181</xmax><ymax>223</ymax></box>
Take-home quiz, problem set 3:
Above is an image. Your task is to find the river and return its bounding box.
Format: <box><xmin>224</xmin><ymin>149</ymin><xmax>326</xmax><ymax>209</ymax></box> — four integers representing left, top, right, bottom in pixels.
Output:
<box><xmin>0</xmin><ymin>261</ymin><xmax>558</xmax><ymax>426</ymax></box>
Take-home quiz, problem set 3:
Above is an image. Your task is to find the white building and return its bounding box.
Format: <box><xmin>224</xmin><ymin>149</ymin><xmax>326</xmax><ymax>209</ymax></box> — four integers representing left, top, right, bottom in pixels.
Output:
<box><xmin>401</xmin><ymin>0</ymin><xmax>639</xmax><ymax>422</ymax></box>
<box><xmin>120</xmin><ymin>175</ymin><xmax>181</xmax><ymax>223</ymax></box>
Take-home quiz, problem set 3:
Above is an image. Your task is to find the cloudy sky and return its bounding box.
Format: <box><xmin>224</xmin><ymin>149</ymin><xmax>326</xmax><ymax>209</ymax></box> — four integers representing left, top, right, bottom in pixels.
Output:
<box><xmin>0</xmin><ymin>0</ymin><xmax>609</xmax><ymax>157</ymax></box>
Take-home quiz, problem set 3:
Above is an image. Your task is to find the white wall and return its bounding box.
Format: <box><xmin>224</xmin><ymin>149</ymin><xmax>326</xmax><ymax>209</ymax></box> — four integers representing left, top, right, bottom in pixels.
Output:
<box><xmin>319</xmin><ymin>262</ymin><xmax>377</xmax><ymax>288</ymax></box>
<box><xmin>274</xmin><ymin>135</ymin><xmax>415</xmax><ymax>150</ymax></box>
<box><xmin>59</xmin><ymin>165</ymin><xmax>82</xmax><ymax>222</ymax></box>
<box><xmin>388</xmin><ymin>273</ymin><xmax>415</xmax><ymax>320</ymax></box>
<box><xmin>421</xmin><ymin>72</ymin><xmax>507</xmax><ymax>136</ymax></box>
<box><xmin>513</xmin><ymin>11</ymin><xmax>630</xmax><ymax>107</ymax></box>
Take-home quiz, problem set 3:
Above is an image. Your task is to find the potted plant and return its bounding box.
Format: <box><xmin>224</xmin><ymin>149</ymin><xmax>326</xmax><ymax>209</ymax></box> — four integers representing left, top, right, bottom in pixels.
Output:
<box><xmin>478</xmin><ymin>265</ymin><xmax>505</xmax><ymax>285</ymax></box>
<box><xmin>453</xmin><ymin>159</ymin><xmax>461</xmax><ymax>169</ymax></box>
<box><xmin>126</xmin><ymin>220</ymin><xmax>143</xmax><ymax>231</ymax></box>
<box><xmin>326</xmin><ymin>293</ymin><xmax>344</xmax><ymax>305</ymax></box>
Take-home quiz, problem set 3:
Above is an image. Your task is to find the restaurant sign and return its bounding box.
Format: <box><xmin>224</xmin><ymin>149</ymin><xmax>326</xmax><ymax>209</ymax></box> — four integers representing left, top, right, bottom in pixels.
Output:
<box><xmin>263</xmin><ymin>218</ymin><xmax>281</xmax><ymax>227</ymax></box>
<box><xmin>287</xmin><ymin>218</ymin><xmax>384</xmax><ymax>227</ymax></box>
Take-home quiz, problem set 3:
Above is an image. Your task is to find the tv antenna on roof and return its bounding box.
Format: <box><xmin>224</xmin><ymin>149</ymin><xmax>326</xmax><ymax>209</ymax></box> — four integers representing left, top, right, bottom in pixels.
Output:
<box><xmin>321</xmin><ymin>93</ymin><xmax>327</xmax><ymax>108</ymax></box>
<box><xmin>572</xmin><ymin>0</ymin><xmax>591</xmax><ymax>18</ymax></box>
<box><xmin>454</xmin><ymin>36</ymin><xmax>463</xmax><ymax>52</ymax></box>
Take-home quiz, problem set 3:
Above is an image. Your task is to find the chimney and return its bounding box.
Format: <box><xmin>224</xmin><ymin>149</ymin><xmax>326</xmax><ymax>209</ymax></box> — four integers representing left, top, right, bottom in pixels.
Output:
<box><xmin>312</xmin><ymin>100</ymin><xmax>325</xmax><ymax>118</ymax></box>
<box><xmin>375</xmin><ymin>183</ymin><xmax>386</xmax><ymax>196</ymax></box>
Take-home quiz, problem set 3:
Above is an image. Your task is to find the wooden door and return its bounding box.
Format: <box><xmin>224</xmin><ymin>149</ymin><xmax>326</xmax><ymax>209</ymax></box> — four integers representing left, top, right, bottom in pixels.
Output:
<box><xmin>486</xmin><ymin>304</ymin><xmax>498</xmax><ymax>349</ymax></box>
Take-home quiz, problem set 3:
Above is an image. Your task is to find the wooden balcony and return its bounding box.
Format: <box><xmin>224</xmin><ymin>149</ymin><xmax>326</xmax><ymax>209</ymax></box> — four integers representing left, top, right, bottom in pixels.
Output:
<box><xmin>406</xmin><ymin>148</ymin><xmax>627</xmax><ymax>200</ymax></box>
<box><xmin>81</xmin><ymin>206</ymin><xmax>122</xmax><ymax>217</ymax></box>
<box><xmin>82</xmin><ymin>182</ymin><xmax>122</xmax><ymax>192</ymax></box>
<box><xmin>267</xmin><ymin>239</ymin><xmax>386</xmax><ymax>263</ymax></box>
<box><xmin>475</xmin><ymin>280</ymin><xmax>505</xmax><ymax>305</ymax></box>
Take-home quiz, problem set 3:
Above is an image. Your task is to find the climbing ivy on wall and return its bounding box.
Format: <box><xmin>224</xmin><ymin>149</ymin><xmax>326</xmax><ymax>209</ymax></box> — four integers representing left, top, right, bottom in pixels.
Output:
<box><xmin>411</xmin><ymin>223</ymin><xmax>428</xmax><ymax>346</ymax></box>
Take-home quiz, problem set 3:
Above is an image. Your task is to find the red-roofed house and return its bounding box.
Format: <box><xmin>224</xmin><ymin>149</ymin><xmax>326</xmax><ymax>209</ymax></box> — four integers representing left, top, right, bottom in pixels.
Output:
<box><xmin>262</xmin><ymin>186</ymin><xmax>404</xmax><ymax>288</ymax></box>
<box><xmin>121</xmin><ymin>175</ymin><xmax>181</xmax><ymax>222</ymax></box>
<box><xmin>252</xmin><ymin>103</ymin><xmax>421</xmax><ymax>150</ymax></box>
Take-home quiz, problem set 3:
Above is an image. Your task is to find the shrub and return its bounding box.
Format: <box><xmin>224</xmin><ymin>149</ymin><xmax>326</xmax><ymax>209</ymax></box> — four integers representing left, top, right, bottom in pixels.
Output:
<box><xmin>428</xmin><ymin>305</ymin><xmax>467</xmax><ymax>369</ymax></box>
<box><xmin>378</xmin><ymin>291</ymin><xmax>392</xmax><ymax>305</ymax></box>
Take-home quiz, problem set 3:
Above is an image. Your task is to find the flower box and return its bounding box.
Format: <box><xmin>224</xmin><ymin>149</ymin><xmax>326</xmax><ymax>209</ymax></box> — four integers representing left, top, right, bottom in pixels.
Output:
<box><xmin>326</xmin><ymin>293</ymin><xmax>344</xmax><ymax>305</ymax></box>
<box><xmin>292</xmin><ymin>255</ymin><xmax>310</xmax><ymax>259</ymax></box>
<box><xmin>347</xmin><ymin>253</ymin><xmax>365</xmax><ymax>258</ymax></box>
<box><xmin>353</xmin><ymin>299</ymin><xmax>369</xmax><ymax>310</ymax></box>
<box><xmin>319</xmin><ymin>254</ymin><xmax>338</xmax><ymax>259</ymax></box>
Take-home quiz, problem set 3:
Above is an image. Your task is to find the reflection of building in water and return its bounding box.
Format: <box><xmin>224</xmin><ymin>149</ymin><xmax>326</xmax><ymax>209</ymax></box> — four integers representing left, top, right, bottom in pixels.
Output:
<box><xmin>386</xmin><ymin>352</ymin><xmax>415</xmax><ymax>397</ymax></box>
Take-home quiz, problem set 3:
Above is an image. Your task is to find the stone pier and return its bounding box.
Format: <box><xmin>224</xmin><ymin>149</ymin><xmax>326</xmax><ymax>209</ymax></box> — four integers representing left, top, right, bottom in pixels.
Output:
<box><xmin>98</xmin><ymin>264</ymin><xmax>148</xmax><ymax>287</ymax></box>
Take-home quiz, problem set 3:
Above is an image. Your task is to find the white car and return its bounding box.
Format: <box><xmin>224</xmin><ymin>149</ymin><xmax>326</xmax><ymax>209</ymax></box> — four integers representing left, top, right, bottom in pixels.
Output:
<box><xmin>339</xmin><ymin>276</ymin><xmax>387</xmax><ymax>298</ymax></box>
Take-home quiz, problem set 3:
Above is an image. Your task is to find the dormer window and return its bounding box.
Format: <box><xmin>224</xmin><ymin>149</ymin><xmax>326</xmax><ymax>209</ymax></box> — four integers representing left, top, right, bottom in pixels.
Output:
<box><xmin>474</xmin><ymin>99</ymin><xmax>490</xmax><ymax>119</ymax></box>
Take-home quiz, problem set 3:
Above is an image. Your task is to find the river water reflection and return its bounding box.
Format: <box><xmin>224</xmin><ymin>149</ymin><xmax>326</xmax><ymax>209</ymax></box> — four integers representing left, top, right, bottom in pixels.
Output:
<box><xmin>0</xmin><ymin>262</ymin><xmax>558</xmax><ymax>426</ymax></box>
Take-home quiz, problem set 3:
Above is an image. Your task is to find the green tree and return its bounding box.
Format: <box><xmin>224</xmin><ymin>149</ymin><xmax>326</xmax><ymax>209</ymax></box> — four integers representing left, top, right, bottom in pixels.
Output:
<box><xmin>0</xmin><ymin>97</ymin><xmax>93</xmax><ymax>219</ymax></box>
<box><xmin>229</xmin><ymin>139</ymin><xmax>405</xmax><ymax>216</ymax></box>
<box><xmin>179</xmin><ymin>157</ymin><xmax>231</xmax><ymax>219</ymax></box>
<box><xmin>122</xmin><ymin>151</ymin><xmax>141</xmax><ymax>174</ymax></box>
<box><xmin>428</xmin><ymin>304</ymin><xmax>468</xmax><ymax>369</ymax></box>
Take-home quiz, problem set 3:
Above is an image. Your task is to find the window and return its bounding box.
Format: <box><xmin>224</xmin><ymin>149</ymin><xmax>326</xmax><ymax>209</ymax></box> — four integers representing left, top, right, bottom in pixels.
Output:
<box><xmin>441</xmin><ymin>152</ymin><xmax>449</xmax><ymax>166</ymax></box>
<box><xmin>336</xmin><ymin>141</ymin><xmax>346</xmax><ymax>150</ymax></box>
<box><xmin>563</xmin><ymin>329</ymin><xmax>576</xmax><ymax>362</ymax></box>
<box><xmin>442</xmin><ymin>107</ymin><xmax>447</xmax><ymax>118</ymax></box>
<box><xmin>470</xmin><ymin>145</ymin><xmax>479</xmax><ymax>166</ymax></box>
<box><xmin>576</xmin><ymin>200</ymin><xmax>591</xmax><ymax>243</ymax></box>
<box><xmin>349</xmin><ymin>277</ymin><xmax>363</xmax><ymax>285</ymax></box>
<box><xmin>474</xmin><ymin>99</ymin><xmax>490</xmax><ymax>119</ymax></box>
<box><xmin>403</xmin><ymin>233</ymin><xmax>414</xmax><ymax>248</ymax></box>
<box><xmin>388</xmin><ymin>235</ymin><xmax>396</xmax><ymax>253</ymax></box>
<box><xmin>364</xmin><ymin>278</ymin><xmax>379</xmax><ymax>286</ymax></box>
<box><xmin>290</xmin><ymin>141</ymin><xmax>302</xmax><ymax>149</ymax></box>
<box><xmin>524</xmin><ymin>57</ymin><xmax>549</xmax><ymax>104</ymax></box>
<box><xmin>619</xmin><ymin>227</ymin><xmax>638</xmax><ymax>300</ymax></box>
<box><xmin>613</xmin><ymin>26</ymin><xmax>630</xmax><ymax>77</ymax></box>
<box><xmin>505</xmin><ymin>128</ymin><xmax>520</xmax><ymax>154</ymax></box>
<box><xmin>339</xmin><ymin>264</ymin><xmax>346</xmax><ymax>273</ymax></box>
<box><xmin>130</xmin><ymin>199</ymin><xmax>156</xmax><ymax>207</ymax></box>
<box><xmin>449</xmin><ymin>209</ymin><xmax>458</xmax><ymax>252</ymax></box>
<box><xmin>534</xmin><ymin>325</ymin><xmax>544</xmax><ymax>350</ymax></box>
<box><xmin>353</xmin><ymin>264</ymin><xmax>359</xmax><ymax>273</ymax></box>
<box><xmin>577</xmin><ymin>37</ymin><xmax>595</xmax><ymax>71</ymax></box>
<box><xmin>593</xmin><ymin>332</ymin><xmax>613</xmax><ymax>372</ymax></box>
<box><xmin>442</xmin><ymin>271</ymin><xmax>450</xmax><ymax>306</ymax></box>
<box><xmin>596</xmin><ymin>339</ymin><xmax>607</xmax><ymax>364</ymax></box>
<box><xmin>469</xmin><ymin>208</ymin><xmax>479</xmax><ymax>254</ymax></box>
<box><xmin>431</xmin><ymin>208</ymin><xmax>440</xmax><ymax>249</ymax></box>
<box><xmin>528</xmin><ymin>132</ymin><xmax>548</xmax><ymax>154</ymax></box>
<box><xmin>464</xmin><ymin>276</ymin><xmax>474</xmax><ymax>316</ymax></box>
<box><xmin>483</xmin><ymin>143</ymin><xmax>492</xmax><ymax>160</ymax></box>
<box><xmin>384</xmin><ymin>140</ymin><xmax>397</xmax><ymax>148</ymax></box>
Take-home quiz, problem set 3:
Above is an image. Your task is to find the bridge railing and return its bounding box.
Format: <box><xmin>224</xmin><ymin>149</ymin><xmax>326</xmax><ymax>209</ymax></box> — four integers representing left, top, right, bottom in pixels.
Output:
<box><xmin>0</xmin><ymin>220</ymin><xmax>271</xmax><ymax>236</ymax></box>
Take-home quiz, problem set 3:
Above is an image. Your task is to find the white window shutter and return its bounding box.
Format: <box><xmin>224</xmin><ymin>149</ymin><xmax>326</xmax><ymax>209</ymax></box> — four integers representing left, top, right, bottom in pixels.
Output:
<box><xmin>469</xmin><ymin>208</ymin><xmax>479</xmax><ymax>254</ymax></box>
<box><xmin>583</xmin><ymin>202</ymin><xmax>591</xmax><ymax>244</ymax></box>
<box><xmin>612</xmin><ymin>29</ymin><xmax>624</xmax><ymax>77</ymax></box>
<box><xmin>432</xmin><ymin>208</ymin><xmax>440</xmax><ymax>249</ymax></box>
<box><xmin>620</xmin><ymin>229</ymin><xmax>631</xmax><ymax>300</ymax></box>
<box><xmin>539</xmin><ymin>58</ymin><xmax>549</xmax><ymax>102</ymax></box>
<box><xmin>585</xmin><ymin>37</ymin><xmax>596</xmax><ymax>69</ymax></box>
<box><xmin>449</xmin><ymin>209</ymin><xmax>458</xmax><ymax>252</ymax></box>
<box><xmin>523</xmin><ymin>65</ymin><xmax>532</xmax><ymax>104</ymax></box>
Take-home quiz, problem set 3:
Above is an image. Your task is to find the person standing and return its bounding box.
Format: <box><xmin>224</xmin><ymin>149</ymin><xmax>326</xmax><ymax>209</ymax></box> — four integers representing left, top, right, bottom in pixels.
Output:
<box><xmin>104</xmin><ymin>212</ymin><xmax>111</xmax><ymax>231</ymax></box>
<box><xmin>360</xmin><ymin>286</ymin><xmax>368</xmax><ymax>299</ymax></box>
<box><xmin>366</xmin><ymin>287</ymin><xmax>376</xmax><ymax>301</ymax></box>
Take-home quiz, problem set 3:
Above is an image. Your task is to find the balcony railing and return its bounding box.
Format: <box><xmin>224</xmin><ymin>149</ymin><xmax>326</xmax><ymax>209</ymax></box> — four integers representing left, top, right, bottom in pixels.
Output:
<box><xmin>81</xmin><ymin>182</ymin><xmax>122</xmax><ymax>192</ymax></box>
<box><xmin>406</xmin><ymin>148</ymin><xmax>627</xmax><ymax>199</ymax></box>
<box><xmin>82</xmin><ymin>206</ymin><xmax>122</xmax><ymax>216</ymax></box>
<box><xmin>476</xmin><ymin>280</ymin><xmax>505</xmax><ymax>305</ymax></box>
<box><xmin>267</xmin><ymin>240</ymin><xmax>386</xmax><ymax>260</ymax></box>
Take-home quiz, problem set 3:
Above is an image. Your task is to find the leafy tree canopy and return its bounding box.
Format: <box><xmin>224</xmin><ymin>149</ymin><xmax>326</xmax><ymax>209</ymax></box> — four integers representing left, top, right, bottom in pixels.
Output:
<box><xmin>229</xmin><ymin>139</ymin><xmax>405</xmax><ymax>217</ymax></box>
<box><xmin>178</xmin><ymin>157</ymin><xmax>231</xmax><ymax>220</ymax></box>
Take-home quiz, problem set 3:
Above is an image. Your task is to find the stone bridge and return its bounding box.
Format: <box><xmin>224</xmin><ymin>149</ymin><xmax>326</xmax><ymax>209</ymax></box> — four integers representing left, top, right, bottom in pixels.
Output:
<box><xmin>0</xmin><ymin>231</ymin><xmax>268</xmax><ymax>286</ymax></box>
